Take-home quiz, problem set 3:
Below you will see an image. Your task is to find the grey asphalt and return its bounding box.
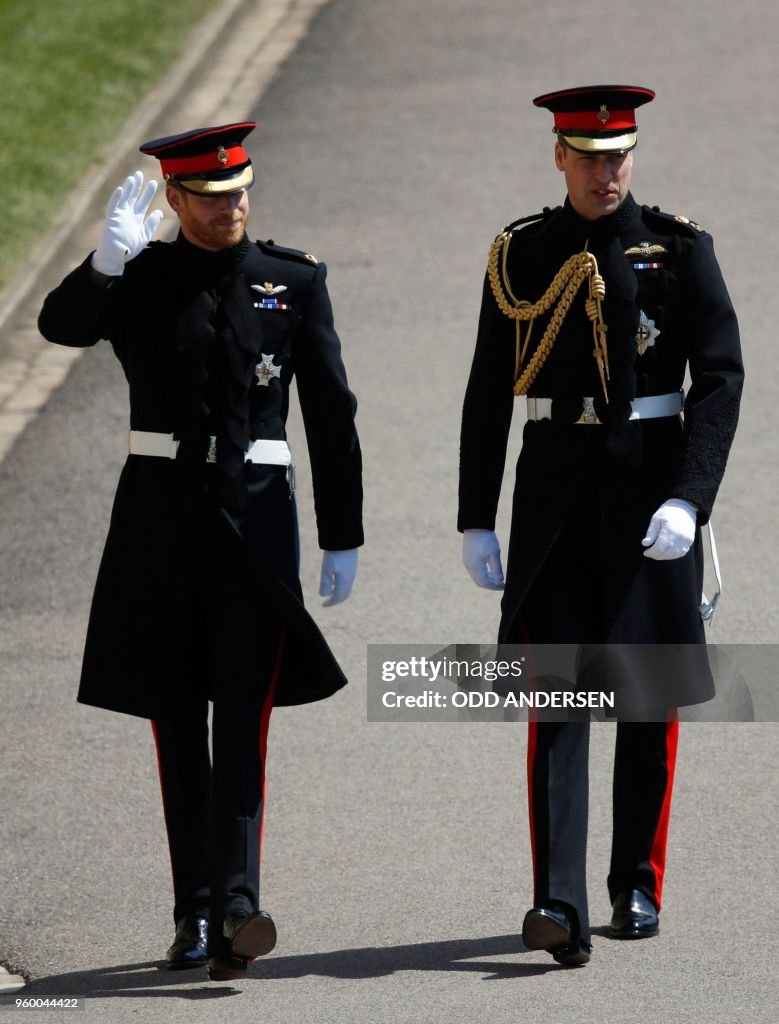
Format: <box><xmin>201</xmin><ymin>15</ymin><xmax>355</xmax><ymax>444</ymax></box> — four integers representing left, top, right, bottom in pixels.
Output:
<box><xmin>1</xmin><ymin>0</ymin><xmax>777</xmax><ymax>1022</ymax></box>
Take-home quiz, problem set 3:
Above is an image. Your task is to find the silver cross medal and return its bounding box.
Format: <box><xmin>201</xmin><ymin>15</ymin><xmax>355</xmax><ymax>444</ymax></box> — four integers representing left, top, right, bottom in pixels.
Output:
<box><xmin>636</xmin><ymin>310</ymin><xmax>660</xmax><ymax>355</ymax></box>
<box><xmin>255</xmin><ymin>354</ymin><xmax>281</xmax><ymax>387</ymax></box>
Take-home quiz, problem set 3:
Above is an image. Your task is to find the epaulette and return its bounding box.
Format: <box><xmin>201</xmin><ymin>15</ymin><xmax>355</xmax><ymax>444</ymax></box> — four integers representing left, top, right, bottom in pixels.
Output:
<box><xmin>256</xmin><ymin>238</ymin><xmax>319</xmax><ymax>265</ymax></box>
<box><xmin>642</xmin><ymin>205</ymin><xmax>706</xmax><ymax>235</ymax></box>
<box><xmin>502</xmin><ymin>206</ymin><xmax>559</xmax><ymax>234</ymax></box>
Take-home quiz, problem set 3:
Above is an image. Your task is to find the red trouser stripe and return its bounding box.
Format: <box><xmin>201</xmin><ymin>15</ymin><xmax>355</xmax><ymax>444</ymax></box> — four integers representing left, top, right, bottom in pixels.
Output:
<box><xmin>258</xmin><ymin>626</ymin><xmax>286</xmax><ymax>860</ymax></box>
<box><xmin>648</xmin><ymin>719</ymin><xmax>679</xmax><ymax>910</ymax></box>
<box><xmin>150</xmin><ymin>719</ymin><xmax>176</xmax><ymax>890</ymax></box>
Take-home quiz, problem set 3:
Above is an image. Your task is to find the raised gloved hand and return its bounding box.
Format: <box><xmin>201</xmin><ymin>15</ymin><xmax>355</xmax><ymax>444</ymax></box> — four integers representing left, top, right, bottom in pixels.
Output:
<box><xmin>463</xmin><ymin>529</ymin><xmax>505</xmax><ymax>589</ymax></box>
<box><xmin>320</xmin><ymin>549</ymin><xmax>358</xmax><ymax>606</ymax></box>
<box><xmin>91</xmin><ymin>171</ymin><xmax>164</xmax><ymax>277</ymax></box>
<box><xmin>642</xmin><ymin>499</ymin><xmax>697</xmax><ymax>561</ymax></box>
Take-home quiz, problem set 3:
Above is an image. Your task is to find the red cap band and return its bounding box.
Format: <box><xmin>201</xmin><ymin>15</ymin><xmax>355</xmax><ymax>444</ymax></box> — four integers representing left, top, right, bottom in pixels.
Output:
<box><xmin>160</xmin><ymin>144</ymin><xmax>249</xmax><ymax>177</ymax></box>
<box><xmin>554</xmin><ymin>109</ymin><xmax>636</xmax><ymax>132</ymax></box>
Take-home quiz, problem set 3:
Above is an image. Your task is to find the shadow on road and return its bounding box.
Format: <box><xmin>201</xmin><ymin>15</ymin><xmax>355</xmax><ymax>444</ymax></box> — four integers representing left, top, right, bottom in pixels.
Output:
<box><xmin>27</xmin><ymin>935</ymin><xmax>560</xmax><ymax>998</ymax></box>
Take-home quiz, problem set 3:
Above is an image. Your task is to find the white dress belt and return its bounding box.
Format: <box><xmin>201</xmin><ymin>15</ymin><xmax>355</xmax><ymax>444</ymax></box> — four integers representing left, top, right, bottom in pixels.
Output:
<box><xmin>526</xmin><ymin>391</ymin><xmax>684</xmax><ymax>423</ymax></box>
<box><xmin>128</xmin><ymin>431</ymin><xmax>292</xmax><ymax>466</ymax></box>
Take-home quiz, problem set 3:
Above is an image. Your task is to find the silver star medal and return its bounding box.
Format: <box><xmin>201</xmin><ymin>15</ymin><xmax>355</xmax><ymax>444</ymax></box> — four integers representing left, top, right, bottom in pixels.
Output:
<box><xmin>636</xmin><ymin>310</ymin><xmax>660</xmax><ymax>355</ymax></box>
<box><xmin>255</xmin><ymin>354</ymin><xmax>281</xmax><ymax>387</ymax></box>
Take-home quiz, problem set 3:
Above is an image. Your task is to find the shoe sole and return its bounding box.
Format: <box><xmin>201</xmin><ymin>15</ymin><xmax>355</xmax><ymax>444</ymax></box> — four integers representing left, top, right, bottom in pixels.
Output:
<box><xmin>522</xmin><ymin>910</ymin><xmax>571</xmax><ymax>951</ymax></box>
<box><xmin>166</xmin><ymin>956</ymin><xmax>207</xmax><ymax>970</ymax></box>
<box><xmin>230</xmin><ymin>914</ymin><xmax>277</xmax><ymax>959</ymax></box>
<box><xmin>610</xmin><ymin>925</ymin><xmax>659</xmax><ymax>940</ymax></box>
<box><xmin>552</xmin><ymin>942</ymin><xmax>591</xmax><ymax>967</ymax></box>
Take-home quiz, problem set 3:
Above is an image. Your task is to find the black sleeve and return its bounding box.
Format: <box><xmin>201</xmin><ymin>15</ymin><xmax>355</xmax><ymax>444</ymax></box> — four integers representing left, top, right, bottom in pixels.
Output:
<box><xmin>37</xmin><ymin>254</ymin><xmax>118</xmax><ymax>348</ymax></box>
<box><xmin>669</xmin><ymin>234</ymin><xmax>744</xmax><ymax>523</ymax></box>
<box><xmin>457</xmin><ymin>273</ymin><xmax>516</xmax><ymax>532</ymax></box>
<box><xmin>293</xmin><ymin>262</ymin><xmax>364</xmax><ymax>551</ymax></box>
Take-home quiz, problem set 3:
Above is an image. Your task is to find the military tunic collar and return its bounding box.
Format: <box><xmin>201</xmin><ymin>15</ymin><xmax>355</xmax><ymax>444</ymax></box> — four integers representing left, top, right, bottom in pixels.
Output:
<box><xmin>559</xmin><ymin>191</ymin><xmax>640</xmax><ymax>245</ymax></box>
<box><xmin>173</xmin><ymin>230</ymin><xmax>252</xmax><ymax>280</ymax></box>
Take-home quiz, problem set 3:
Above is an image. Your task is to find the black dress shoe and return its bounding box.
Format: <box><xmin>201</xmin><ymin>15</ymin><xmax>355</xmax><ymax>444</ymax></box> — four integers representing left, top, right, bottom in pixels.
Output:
<box><xmin>207</xmin><ymin>911</ymin><xmax>277</xmax><ymax>981</ymax></box>
<box><xmin>610</xmin><ymin>889</ymin><xmax>659</xmax><ymax>939</ymax></box>
<box><xmin>522</xmin><ymin>906</ymin><xmax>591</xmax><ymax>967</ymax></box>
<box><xmin>207</xmin><ymin>953</ymin><xmax>249</xmax><ymax>982</ymax></box>
<box><xmin>522</xmin><ymin>906</ymin><xmax>572</xmax><ymax>950</ymax></box>
<box><xmin>551</xmin><ymin>940</ymin><xmax>592</xmax><ymax>966</ymax></box>
<box><xmin>166</xmin><ymin>915</ymin><xmax>208</xmax><ymax>969</ymax></box>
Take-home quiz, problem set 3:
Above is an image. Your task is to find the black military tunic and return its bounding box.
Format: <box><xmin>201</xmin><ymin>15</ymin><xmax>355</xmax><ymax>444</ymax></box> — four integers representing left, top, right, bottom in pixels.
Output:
<box><xmin>460</xmin><ymin>193</ymin><xmax>742</xmax><ymax>667</ymax></box>
<box><xmin>458</xmin><ymin>192</ymin><xmax>743</xmax><ymax>942</ymax></box>
<box><xmin>38</xmin><ymin>231</ymin><xmax>364</xmax><ymax>719</ymax></box>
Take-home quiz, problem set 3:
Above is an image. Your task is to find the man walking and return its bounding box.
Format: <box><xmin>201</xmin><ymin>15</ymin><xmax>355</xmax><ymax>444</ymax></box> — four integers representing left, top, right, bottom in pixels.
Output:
<box><xmin>458</xmin><ymin>86</ymin><xmax>742</xmax><ymax>965</ymax></box>
<box><xmin>38</xmin><ymin>122</ymin><xmax>363</xmax><ymax>981</ymax></box>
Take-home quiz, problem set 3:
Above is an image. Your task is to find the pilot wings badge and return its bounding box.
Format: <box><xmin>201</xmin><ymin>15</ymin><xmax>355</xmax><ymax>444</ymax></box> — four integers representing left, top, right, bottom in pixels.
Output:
<box><xmin>251</xmin><ymin>282</ymin><xmax>287</xmax><ymax>296</ymax></box>
<box><xmin>624</xmin><ymin>241</ymin><xmax>668</xmax><ymax>258</ymax></box>
<box><xmin>250</xmin><ymin>283</ymin><xmax>291</xmax><ymax>311</ymax></box>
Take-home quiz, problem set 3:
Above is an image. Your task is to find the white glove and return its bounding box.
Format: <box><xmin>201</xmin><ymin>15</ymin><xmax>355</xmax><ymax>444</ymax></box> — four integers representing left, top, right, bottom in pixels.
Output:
<box><xmin>319</xmin><ymin>549</ymin><xmax>358</xmax><ymax>606</ymax></box>
<box><xmin>463</xmin><ymin>529</ymin><xmax>505</xmax><ymax>589</ymax></box>
<box><xmin>642</xmin><ymin>499</ymin><xmax>697</xmax><ymax>561</ymax></box>
<box><xmin>91</xmin><ymin>171</ymin><xmax>164</xmax><ymax>277</ymax></box>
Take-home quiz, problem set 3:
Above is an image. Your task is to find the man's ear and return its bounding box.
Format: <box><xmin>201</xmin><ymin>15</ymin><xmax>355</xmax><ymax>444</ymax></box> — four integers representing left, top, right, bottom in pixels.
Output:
<box><xmin>554</xmin><ymin>142</ymin><xmax>566</xmax><ymax>172</ymax></box>
<box><xmin>166</xmin><ymin>183</ymin><xmax>183</xmax><ymax>213</ymax></box>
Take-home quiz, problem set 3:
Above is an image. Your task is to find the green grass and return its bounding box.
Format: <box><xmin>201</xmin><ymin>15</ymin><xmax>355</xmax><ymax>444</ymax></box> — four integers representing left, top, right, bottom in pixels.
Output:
<box><xmin>0</xmin><ymin>0</ymin><xmax>213</xmax><ymax>290</ymax></box>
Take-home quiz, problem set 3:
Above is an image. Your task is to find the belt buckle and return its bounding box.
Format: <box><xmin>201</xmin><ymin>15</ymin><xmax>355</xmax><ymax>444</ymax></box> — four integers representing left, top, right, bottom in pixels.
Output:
<box><xmin>575</xmin><ymin>397</ymin><xmax>601</xmax><ymax>425</ymax></box>
<box><xmin>206</xmin><ymin>436</ymin><xmax>217</xmax><ymax>463</ymax></box>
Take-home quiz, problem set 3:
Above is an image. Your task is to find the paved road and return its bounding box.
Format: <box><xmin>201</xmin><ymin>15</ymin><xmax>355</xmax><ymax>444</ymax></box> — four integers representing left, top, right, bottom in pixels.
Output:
<box><xmin>1</xmin><ymin>1</ymin><xmax>777</xmax><ymax>1021</ymax></box>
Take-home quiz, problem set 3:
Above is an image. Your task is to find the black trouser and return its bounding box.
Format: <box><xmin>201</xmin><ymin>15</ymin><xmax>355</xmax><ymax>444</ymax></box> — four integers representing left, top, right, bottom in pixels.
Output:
<box><xmin>518</xmin><ymin>477</ymin><xmax>680</xmax><ymax>944</ymax></box>
<box><xmin>151</xmin><ymin>508</ymin><xmax>282</xmax><ymax>956</ymax></box>
<box><xmin>527</xmin><ymin>718</ymin><xmax>678</xmax><ymax>943</ymax></box>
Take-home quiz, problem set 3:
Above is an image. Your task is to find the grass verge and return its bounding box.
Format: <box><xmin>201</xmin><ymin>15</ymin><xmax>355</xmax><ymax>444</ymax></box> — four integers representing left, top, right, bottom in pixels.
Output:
<box><xmin>0</xmin><ymin>0</ymin><xmax>213</xmax><ymax>290</ymax></box>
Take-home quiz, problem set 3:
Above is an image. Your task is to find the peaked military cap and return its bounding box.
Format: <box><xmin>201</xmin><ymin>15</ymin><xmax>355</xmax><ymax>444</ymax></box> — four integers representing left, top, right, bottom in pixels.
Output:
<box><xmin>533</xmin><ymin>85</ymin><xmax>655</xmax><ymax>154</ymax></box>
<box><xmin>139</xmin><ymin>122</ymin><xmax>256</xmax><ymax>195</ymax></box>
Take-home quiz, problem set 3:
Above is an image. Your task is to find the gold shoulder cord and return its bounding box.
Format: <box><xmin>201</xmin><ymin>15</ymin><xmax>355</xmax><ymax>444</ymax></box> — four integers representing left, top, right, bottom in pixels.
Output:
<box><xmin>487</xmin><ymin>231</ymin><xmax>610</xmax><ymax>400</ymax></box>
